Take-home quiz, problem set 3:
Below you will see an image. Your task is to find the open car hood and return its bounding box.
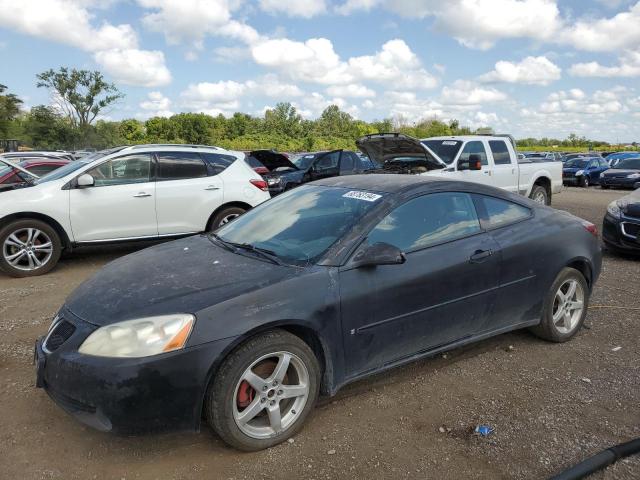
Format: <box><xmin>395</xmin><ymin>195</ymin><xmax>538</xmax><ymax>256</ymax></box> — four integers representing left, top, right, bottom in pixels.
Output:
<box><xmin>356</xmin><ymin>133</ymin><xmax>446</xmax><ymax>171</ymax></box>
<box><xmin>250</xmin><ymin>150</ymin><xmax>298</xmax><ymax>172</ymax></box>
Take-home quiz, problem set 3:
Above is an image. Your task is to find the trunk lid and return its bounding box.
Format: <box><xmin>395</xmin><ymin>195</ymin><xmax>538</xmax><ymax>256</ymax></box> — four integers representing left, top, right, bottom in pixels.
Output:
<box><xmin>248</xmin><ymin>150</ymin><xmax>298</xmax><ymax>172</ymax></box>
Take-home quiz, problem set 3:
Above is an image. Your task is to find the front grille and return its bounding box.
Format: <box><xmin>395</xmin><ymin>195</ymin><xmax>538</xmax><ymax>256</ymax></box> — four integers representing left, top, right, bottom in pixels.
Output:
<box><xmin>44</xmin><ymin>320</ymin><xmax>76</xmax><ymax>352</ymax></box>
<box><xmin>622</xmin><ymin>222</ymin><xmax>640</xmax><ymax>239</ymax></box>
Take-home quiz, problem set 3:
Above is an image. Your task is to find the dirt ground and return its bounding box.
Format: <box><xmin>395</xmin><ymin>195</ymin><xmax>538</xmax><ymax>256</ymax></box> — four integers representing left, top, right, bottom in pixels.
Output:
<box><xmin>1</xmin><ymin>187</ymin><xmax>639</xmax><ymax>480</ymax></box>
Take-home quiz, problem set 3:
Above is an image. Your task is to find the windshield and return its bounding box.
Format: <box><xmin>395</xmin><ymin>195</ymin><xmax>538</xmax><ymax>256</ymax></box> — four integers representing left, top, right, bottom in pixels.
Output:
<box><xmin>215</xmin><ymin>185</ymin><xmax>384</xmax><ymax>265</ymax></box>
<box><xmin>614</xmin><ymin>158</ymin><xmax>640</xmax><ymax>169</ymax></box>
<box><xmin>292</xmin><ymin>153</ymin><xmax>319</xmax><ymax>170</ymax></box>
<box><xmin>564</xmin><ymin>159</ymin><xmax>588</xmax><ymax>168</ymax></box>
<box><xmin>35</xmin><ymin>160</ymin><xmax>89</xmax><ymax>184</ymax></box>
<box><xmin>421</xmin><ymin>140</ymin><xmax>462</xmax><ymax>164</ymax></box>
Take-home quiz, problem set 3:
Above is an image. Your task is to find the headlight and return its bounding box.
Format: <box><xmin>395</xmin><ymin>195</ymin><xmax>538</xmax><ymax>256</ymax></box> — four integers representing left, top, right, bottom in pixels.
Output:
<box><xmin>607</xmin><ymin>200</ymin><xmax>627</xmax><ymax>219</ymax></box>
<box><xmin>78</xmin><ymin>314</ymin><xmax>194</xmax><ymax>358</ymax></box>
<box><xmin>575</xmin><ymin>170</ymin><xmax>584</xmax><ymax>176</ymax></box>
<box><xmin>626</xmin><ymin>173</ymin><xmax>640</xmax><ymax>179</ymax></box>
<box><xmin>267</xmin><ymin>177</ymin><xmax>281</xmax><ymax>186</ymax></box>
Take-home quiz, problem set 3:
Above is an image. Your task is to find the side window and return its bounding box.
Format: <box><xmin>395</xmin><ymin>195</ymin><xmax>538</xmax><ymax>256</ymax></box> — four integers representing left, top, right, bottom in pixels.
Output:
<box><xmin>28</xmin><ymin>165</ymin><xmax>60</xmax><ymax>177</ymax></box>
<box><xmin>339</xmin><ymin>152</ymin><xmax>354</xmax><ymax>173</ymax></box>
<box><xmin>489</xmin><ymin>141</ymin><xmax>511</xmax><ymax>165</ymax></box>
<box><xmin>315</xmin><ymin>151</ymin><xmax>340</xmax><ymax>171</ymax></box>
<box><xmin>200</xmin><ymin>152</ymin><xmax>236</xmax><ymax>175</ymax></box>
<box><xmin>157</xmin><ymin>152</ymin><xmax>208</xmax><ymax>180</ymax></box>
<box><xmin>599</xmin><ymin>159</ymin><xmax>609</xmax><ymax>168</ymax></box>
<box><xmin>367</xmin><ymin>192</ymin><xmax>481</xmax><ymax>252</ymax></box>
<box><xmin>458</xmin><ymin>141</ymin><xmax>488</xmax><ymax>166</ymax></box>
<box><xmin>87</xmin><ymin>154</ymin><xmax>152</xmax><ymax>186</ymax></box>
<box><xmin>480</xmin><ymin>196</ymin><xmax>531</xmax><ymax>228</ymax></box>
<box><xmin>587</xmin><ymin>160</ymin><xmax>598</xmax><ymax>169</ymax></box>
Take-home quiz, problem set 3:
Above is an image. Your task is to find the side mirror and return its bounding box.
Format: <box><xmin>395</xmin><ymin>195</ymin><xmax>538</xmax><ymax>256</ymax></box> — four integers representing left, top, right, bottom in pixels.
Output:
<box><xmin>458</xmin><ymin>154</ymin><xmax>483</xmax><ymax>171</ymax></box>
<box><xmin>77</xmin><ymin>174</ymin><xmax>95</xmax><ymax>188</ymax></box>
<box><xmin>352</xmin><ymin>242</ymin><xmax>406</xmax><ymax>268</ymax></box>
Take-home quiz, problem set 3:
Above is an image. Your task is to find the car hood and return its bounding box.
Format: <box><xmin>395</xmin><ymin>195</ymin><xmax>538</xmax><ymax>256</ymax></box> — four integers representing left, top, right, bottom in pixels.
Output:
<box><xmin>356</xmin><ymin>133</ymin><xmax>446</xmax><ymax>171</ymax></box>
<box><xmin>250</xmin><ymin>150</ymin><xmax>298</xmax><ymax>172</ymax></box>
<box><xmin>65</xmin><ymin>235</ymin><xmax>301</xmax><ymax>326</ymax></box>
<box><xmin>603</xmin><ymin>169</ymin><xmax>640</xmax><ymax>176</ymax></box>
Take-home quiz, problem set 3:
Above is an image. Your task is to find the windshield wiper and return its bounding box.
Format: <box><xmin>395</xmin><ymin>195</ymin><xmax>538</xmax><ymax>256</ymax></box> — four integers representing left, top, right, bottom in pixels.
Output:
<box><xmin>209</xmin><ymin>233</ymin><xmax>235</xmax><ymax>252</ymax></box>
<box><xmin>209</xmin><ymin>234</ymin><xmax>284</xmax><ymax>265</ymax></box>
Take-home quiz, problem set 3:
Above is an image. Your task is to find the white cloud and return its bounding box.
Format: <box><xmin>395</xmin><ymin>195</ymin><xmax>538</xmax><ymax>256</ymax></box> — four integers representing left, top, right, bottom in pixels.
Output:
<box><xmin>139</xmin><ymin>91</ymin><xmax>173</xmax><ymax>117</ymax></box>
<box><xmin>335</xmin><ymin>0</ymin><xmax>381</xmax><ymax>15</ymax></box>
<box><xmin>569</xmin><ymin>50</ymin><xmax>640</xmax><ymax>78</ymax></box>
<box><xmin>326</xmin><ymin>84</ymin><xmax>376</xmax><ymax>98</ymax></box>
<box><xmin>258</xmin><ymin>0</ymin><xmax>327</xmax><ymax>18</ymax></box>
<box><xmin>441</xmin><ymin>80</ymin><xmax>508</xmax><ymax>105</ymax></box>
<box><xmin>94</xmin><ymin>49</ymin><xmax>171</xmax><ymax>87</ymax></box>
<box><xmin>137</xmin><ymin>0</ymin><xmax>260</xmax><ymax>51</ymax></box>
<box><xmin>245</xmin><ymin>75</ymin><xmax>304</xmax><ymax>98</ymax></box>
<box><xmin>480</xmin><ymin>56</ymin><xmax>561</xmax><ymax>85</ymax></box>
<box><xmin>539</xmin><ymin>88</ymin><xmax>625</xmax><ymax>115</ymax></box>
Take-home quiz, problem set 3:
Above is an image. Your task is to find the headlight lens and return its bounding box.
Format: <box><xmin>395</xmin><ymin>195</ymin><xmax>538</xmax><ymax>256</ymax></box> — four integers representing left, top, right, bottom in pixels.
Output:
<box><xmin>575</xmin><ymin>170</ymin><xmax>584</xmax><ymax>176</ymax></box>
<box><xmin>626</xmin><ymin>173</ymin><xmax>640</xmax><ymax>179</ymax></box>
<box><xmin>607</xmin><ymin>200</ymin><xmax>623</xmax><ymax>218</ymax></box>
<box><xmin>78</xmin><ymin>314</ymin><xmax>194</xmax><ymax>358</ymax></box>
<box><xmin>267</xmin><ymin>177</ymin><xmax>280</xmax><ymax>185</ymax></box>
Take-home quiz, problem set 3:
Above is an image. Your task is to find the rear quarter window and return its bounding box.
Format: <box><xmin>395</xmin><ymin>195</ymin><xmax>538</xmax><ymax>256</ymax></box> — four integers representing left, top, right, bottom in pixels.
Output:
<box><xmin>200</xmin><ymin>152</ymin><xmax>237</xmax><ymax>175</ymax></box>
<box><xmin>478</xmin><ymin>195</ymin><xmax>531</xmax><ymax>228</ymax></box>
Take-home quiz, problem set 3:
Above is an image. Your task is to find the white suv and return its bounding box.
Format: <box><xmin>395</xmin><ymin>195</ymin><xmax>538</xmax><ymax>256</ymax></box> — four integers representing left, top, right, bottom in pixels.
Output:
<box><xmin>0</xmin><ymin>144</ymin><xmax>271</xmax><ymax>277</ymax></box>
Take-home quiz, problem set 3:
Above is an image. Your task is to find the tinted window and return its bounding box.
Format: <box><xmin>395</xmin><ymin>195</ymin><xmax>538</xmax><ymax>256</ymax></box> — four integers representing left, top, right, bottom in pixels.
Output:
<box><xmin>200</xmin><ymin>152</ymin><xmax>236</xmax><ymax>175</ymax></box>
<box><xmin>459</xmin><ymin>141</ymin><xmax>488</xmax><ymax>166</ymax></box>
<box><xmin>315</xmin><ymin>151</ymin><xmax>340</xmax><ymax>170</ymax></box>
<box><xmin>216</xmin><ymin>185</ymin><xmax>383</xmax><ymax>265</ymax></box>
<box><xmin>157</xmin><ymin>152</ymin><xmax>207</xmax><ymax>180</ymax></box>
<box><xmin>28</xmin><ymin>165</ymin><xmax>62</xmax><ymax>177</ymax></box>
<box><xmin>340</xmin><ymin>152</ymin><xmax>354</xmax><ymax>172</ymax></box>
<box><xmin>565</xmin><ymin>159</ymin><xmax>588</xmax><ymax>168</ymax></box>
<box><xmin>599</xmin><ymin>159</ymin><xmax>609</xmax><ymax>168</ymax></box>
<box><xmin>367</xmin><ymin>192</ymin><xmax>481</xmax><ymax>252</ymax></box>
<box><xmin>481</xmin><ymin>196</ymin><xmax>531</xmax><ymax>228</ymax></box>
<box><xmin>615</xmin><ymin>159</ymin><xmax>640</xmax><ymax>169</ymax></box>
<box><xmin>489</xmin><ymin>141</ymin><xmax>511</xmax><ymax>165</ymax></box>
<box><xmin>87</xmin><ymin>154</ymin><xmax>152</xmax><ymax>186</ymax></box>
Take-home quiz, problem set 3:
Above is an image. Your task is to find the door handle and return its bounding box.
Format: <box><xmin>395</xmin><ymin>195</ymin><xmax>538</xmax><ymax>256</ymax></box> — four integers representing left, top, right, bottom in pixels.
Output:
<box><xmin>469</xmin><ymin>249</ymin><xmax>493</xmax><ymax>263</ymax></box>
<box><xmin>205</xmin><ymin>185</ymin><xmax>220</xmax><ymax>191</ymax></box>
<box><xmin>483</xmin><ymin>171</ymin><xmax>491</xmax><ymax>175</ymax></box>
<box><xmin>133</xmin><ymin>192</ymin><xmax>152</xmax><ymax>198</ymax></box>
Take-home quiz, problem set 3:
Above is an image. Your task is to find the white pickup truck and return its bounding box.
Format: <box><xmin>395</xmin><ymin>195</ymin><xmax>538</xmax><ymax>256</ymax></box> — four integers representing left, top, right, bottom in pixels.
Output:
<box><xmin>357</xmin><ymin>134</ymin><xmax>562</xmax><ymax>205</ymax></box>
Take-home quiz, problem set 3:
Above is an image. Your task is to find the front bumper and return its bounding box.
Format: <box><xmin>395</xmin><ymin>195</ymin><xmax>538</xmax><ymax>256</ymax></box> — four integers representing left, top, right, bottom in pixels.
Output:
<box><xmin>35</xmin><ymin>308</ymin><xmax>234</xmax><ymax>434</ymax></box>
<box><xmin>563</xmin><ymin>175</ymin><xmax>579</xmax><ymax>185</ymax></box>
<box><xmin>600</xmin><ymin>176</ymin><xmax>640</xmax><ymax>188</ymax></box>
<box><xmin>602</xmin><ymin>214</ymin><xmax>640</xmax><ymax>253</ymax></box>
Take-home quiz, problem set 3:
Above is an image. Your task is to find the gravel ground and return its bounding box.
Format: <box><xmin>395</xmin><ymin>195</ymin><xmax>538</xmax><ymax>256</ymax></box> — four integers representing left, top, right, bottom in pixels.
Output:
<box><xmin>0</xmin><ymin>186</ymin><xmax>639</xmax><ymax>480</ymax></box>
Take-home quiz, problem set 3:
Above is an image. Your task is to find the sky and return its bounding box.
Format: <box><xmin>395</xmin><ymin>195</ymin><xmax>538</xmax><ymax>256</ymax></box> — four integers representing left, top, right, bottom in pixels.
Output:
<box><xmin>1</xmin><ymin>0</ymin><xmax>640</xmax><ymax>143</ymax></box>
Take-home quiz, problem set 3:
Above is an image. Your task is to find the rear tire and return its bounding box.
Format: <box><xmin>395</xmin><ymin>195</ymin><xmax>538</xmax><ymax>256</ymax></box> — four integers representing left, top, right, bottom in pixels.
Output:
<box><xmin>208</xmin><ymin>206</ymin><xmax>247</xmax><ymax>231</ymax></box>
<box><xmin>530</xmin><ymin>267</ymin><xmax>589</xmax><ymax>343</ymax></box>
<box><xmin>529</xmin><ymin>185</ymin><xmax>550</xmax><ymax>205</ymax></box>
<box><xmin>0</xmin><ymin>219</ymin><xmax>62</xmax><ymax>277</ymax></box>
<box><xmin>205</xmin><ymin>330</ymin><xmax>320</xmax><ymax>451</ymax></box>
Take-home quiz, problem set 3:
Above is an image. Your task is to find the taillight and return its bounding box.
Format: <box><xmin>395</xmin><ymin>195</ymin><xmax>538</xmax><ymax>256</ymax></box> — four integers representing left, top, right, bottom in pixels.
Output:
<box><xmin>253</xmin><ymin>167</ymin><xmax>269</xmax><ymax>174</ymax></box>
<box><xmin>582</xmin><ymin>222</ymin><xmax>598</xmax><ymax>237</ymax></box>
<box><xmin>250</xmin><ymin>179</ymin><xmax>268</xmax><ymax>191</ymax></box>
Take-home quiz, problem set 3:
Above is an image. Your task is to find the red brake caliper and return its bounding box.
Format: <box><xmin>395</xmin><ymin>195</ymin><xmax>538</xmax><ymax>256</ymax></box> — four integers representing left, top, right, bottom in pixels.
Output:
<box><xmin>237</xmin><ymin>381</ymin><xmax>255</xmax><ymax>408</ymax></box>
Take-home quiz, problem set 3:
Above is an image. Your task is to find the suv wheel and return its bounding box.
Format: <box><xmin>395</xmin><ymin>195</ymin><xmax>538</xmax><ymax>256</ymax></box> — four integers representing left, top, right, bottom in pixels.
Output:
<box><xmin>205</xmin><ymin>330</ymin><xmax>320</xmax><ymax>451</ymax></box>
<box><xmin>0</xmin><ymin>219</ymin><xmax>62</xmax><ymax>277</ymax></box>
<box><xmin>208</xmin><ymin>206</ymin><xmax>247</xmax><ymax>231</ymax></box>
<box><xmin>530</xmin><ymin>267</ymin><xmax>589</xmax><ymax>342</ymax></box>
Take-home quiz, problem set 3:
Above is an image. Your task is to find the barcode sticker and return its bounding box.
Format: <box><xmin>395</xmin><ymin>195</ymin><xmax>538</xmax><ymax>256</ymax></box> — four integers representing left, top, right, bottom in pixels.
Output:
<box><xmin>343</xmin><ymin>191</ymin><xmax>382</xmax><ymax>202</ymax></box>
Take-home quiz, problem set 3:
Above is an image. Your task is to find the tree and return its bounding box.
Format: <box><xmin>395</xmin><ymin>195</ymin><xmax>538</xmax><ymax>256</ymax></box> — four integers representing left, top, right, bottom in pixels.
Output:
<box><xmin>264</xmin><ymin>103</ymin><xmax>302</xmax><ymax>138</ymax></box>
<box><xmin>36</xmin><ymin>68</ymin><xmax>123</xmax><ymax>128</ymax></box>
<box><xmin>0</xmin><ymin>84</ymin><xmax>23</xmax><ymax>137</ymax></box>
<box><xmin>119</xmin><ymin>119</ymin><xmax>145</xmax><ymax>143</ymax></box>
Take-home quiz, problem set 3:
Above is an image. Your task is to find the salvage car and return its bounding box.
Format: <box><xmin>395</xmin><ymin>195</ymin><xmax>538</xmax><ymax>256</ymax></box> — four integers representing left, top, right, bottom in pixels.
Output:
<box><xmin>563</xmin><ymin>157</ymin><xmax>610</xmax><ymax>187</ymax></box>
<box><xmin>0</xmin><ymin>157</ymin><xmax>70</xmax><ymax>188</ymax></box>
<box><xmin>0</xmin><ymin>144</ymin><xmax>270</xmax><ymax>277</ymax></box>
<box><xmin>261</xmin><ymin>149</ymin><xmax>374</xmax><ymax>195</ymax></box>
<box><xmin>357</xmin><ymin>133</ymin><xmax>562</xmax><ymax>205</ymax></box>
<box><xmin>35</xmin><ymin>175</ymin><xmax>601</xmax><ymax>451</ymax></box>
<box><xmin>599</xmin><ymin>158</ymin><xmax>640</xmax><ymax>189</ymax></box>
<box><xmin>603</xmin><ymin>188</ymin><xmax>640</xmax><ymax>254</ymax></box>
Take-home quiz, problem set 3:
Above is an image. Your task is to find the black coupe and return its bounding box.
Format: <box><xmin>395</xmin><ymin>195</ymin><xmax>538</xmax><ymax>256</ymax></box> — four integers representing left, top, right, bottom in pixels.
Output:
<box><xmin>35</xmin><ymin>175</ymin><xmax>602</xmax><ymax>450</ymax></box>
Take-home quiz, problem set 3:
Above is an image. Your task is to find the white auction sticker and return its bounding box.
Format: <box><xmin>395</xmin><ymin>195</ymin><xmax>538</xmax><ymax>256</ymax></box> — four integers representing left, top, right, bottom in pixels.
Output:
<box><xmin>442</xmin><ymin>140</ymin><xmax>458</xmax><ymax>145</ymax></box>
<box><xmin>343</xmin><ymin>191</ymin><xmax>382</xmax><ymax>202</ymax></box>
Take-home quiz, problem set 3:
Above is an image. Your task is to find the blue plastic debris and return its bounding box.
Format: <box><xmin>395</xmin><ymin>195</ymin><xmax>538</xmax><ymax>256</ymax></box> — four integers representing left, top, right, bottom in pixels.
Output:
<box><xmin>474</xmin><ymin>425</ymin><xmax>494</xmax><ymax>436</ymax></box>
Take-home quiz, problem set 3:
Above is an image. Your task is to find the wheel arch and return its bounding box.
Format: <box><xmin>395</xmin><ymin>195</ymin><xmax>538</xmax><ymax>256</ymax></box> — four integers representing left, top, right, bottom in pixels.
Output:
<box><xmin>565</xmin><ymin>257</ymin><xmax>593</xmax><ymax>291</ymax></box>
<box><xmin>0</xmin><ymin>212</ymin><xmax>72</xmax><ymax>250</ymax></box>
<box><xmin>532</xmin><ymin>175</ymin><xmax>552</xmax><ymax>199</ymax></box>
<box><xmin>205</xmin><ymin>201</ymin><xmax>253</xmax><ymax>231</ymax></box>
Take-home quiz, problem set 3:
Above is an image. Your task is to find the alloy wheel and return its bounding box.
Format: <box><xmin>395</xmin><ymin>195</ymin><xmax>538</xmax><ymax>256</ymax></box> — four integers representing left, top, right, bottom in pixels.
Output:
<box><xmin>2</xmin><ymin>228</ymin><xmax>54</xmax><ymax>272</ymax></box>
<box><xmin>220</xmin><ymin>214</ymin><xmax>240</xmax><ymax>226</ymax></box>
<box><xmin>233</xmin><ymin>351</ymin><xmax>310</xmax><ymax>439</ymax></box>
<box><xmin>533</xmin><ymin>191</ymin><xmax>546</xmax><ymax>204</ymax></box>
<box><xmin>552</xmin><ymin>279</ymin><xmax>585</xmax><ymax>334</ymax></box>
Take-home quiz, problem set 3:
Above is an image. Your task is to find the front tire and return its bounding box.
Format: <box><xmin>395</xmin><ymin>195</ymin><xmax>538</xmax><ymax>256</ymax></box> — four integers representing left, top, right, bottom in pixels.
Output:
<box><xmin>205</xmin><ymin>330</ymin><xmax>320</xmax><ymax>451</ymax></box>
<box><xmin>0</xmin><ymin>219</ymin><xmax>62</xmax><ymax>277</ymax></box>
<box><xmin>208</xmin><ymin>206</ymin><xmax>247</xmax><ymax>231</ymax></box>
<box><xmin>580</xmin><ymin>176</ymin><xmax>590</xmax><ymax>188</ymax></box>
<box><xmin>530</xmin><ymin>267</ymin><xmax>589</xmax><ymax>342</ymax></box>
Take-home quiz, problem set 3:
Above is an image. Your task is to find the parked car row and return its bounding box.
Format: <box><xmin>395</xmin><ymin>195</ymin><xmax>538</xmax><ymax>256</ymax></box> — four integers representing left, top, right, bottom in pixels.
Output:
<box><xmin>563</xmin><ymin>156</ymin><xmax>640</xmax><ymax>189</ymax></box>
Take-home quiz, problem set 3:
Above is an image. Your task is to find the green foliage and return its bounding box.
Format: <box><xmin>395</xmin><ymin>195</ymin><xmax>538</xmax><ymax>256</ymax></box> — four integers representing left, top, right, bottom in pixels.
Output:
<box><xmin>0</xmin><ymin>84</ymin><xmax>23</xmax><ymax>138</ymax></box>
<box><xmin>36</xmin><ymin>68</ymin><xmax>124</xmax><ymax>127</ymax></box>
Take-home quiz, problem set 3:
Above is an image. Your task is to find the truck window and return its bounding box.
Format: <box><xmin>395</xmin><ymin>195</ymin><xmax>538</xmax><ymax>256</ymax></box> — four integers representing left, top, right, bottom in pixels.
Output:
<box><xmin>489</xmin><ymin>141</ymin><xmax>511</xmax><ymax>165</ymax></box>
<box><xmin>459</xmin><ymin>141</ymin><xmax>488</xmax><ymax>166</ymax></box>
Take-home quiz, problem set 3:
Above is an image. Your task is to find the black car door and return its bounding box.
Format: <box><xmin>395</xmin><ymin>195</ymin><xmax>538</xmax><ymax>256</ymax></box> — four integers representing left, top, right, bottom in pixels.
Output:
<box><xmin>338</xmin><ymin>152</ymin><xmax>358</xmax><ymax>175</ymax></box>
<box><xmin>338</xmin><ymin>192</ymin><xmax>500</xmax><ymax>378</ymax></box>
<box><xmin>309</xmin><ymin>151</ymin><xmax>341</xmax><ymax>180</ymax></box>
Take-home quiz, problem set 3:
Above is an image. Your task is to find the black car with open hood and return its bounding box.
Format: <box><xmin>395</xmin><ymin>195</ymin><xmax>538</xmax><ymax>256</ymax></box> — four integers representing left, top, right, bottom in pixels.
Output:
<box><xmin>356</xmin><ymin>133</ymin><xmax>447</xmax><ymax>174</ymax></box>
